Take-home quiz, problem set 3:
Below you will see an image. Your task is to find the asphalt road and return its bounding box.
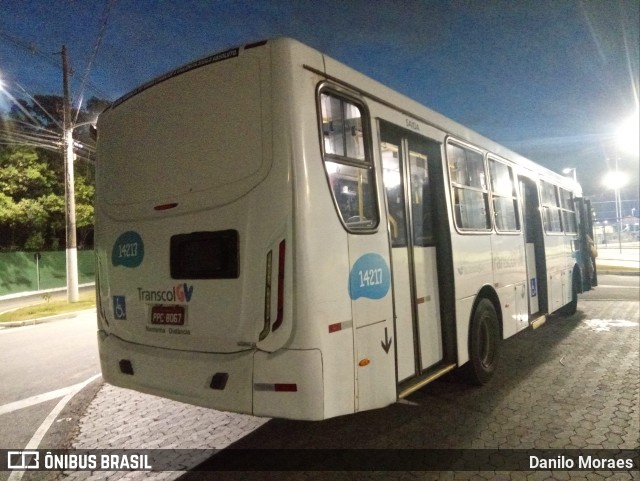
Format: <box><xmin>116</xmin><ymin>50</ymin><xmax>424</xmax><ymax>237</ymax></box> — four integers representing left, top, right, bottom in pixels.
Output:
<box><xmin>0</xmin><ymin>310</ymin><xmax>99</xmax><ymax>450</ymax></box>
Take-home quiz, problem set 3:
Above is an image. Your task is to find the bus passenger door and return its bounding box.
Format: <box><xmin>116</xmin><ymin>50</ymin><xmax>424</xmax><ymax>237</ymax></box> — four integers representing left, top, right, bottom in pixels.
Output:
<box><xmin>379</xmin><ymin>121</ymin><xmax>443</xmax><ymax>383</ymax></box>
<box><xmin>520</xmin><ymin>176</ymin><xmax>547</xmax><ymax>316</ymax></box>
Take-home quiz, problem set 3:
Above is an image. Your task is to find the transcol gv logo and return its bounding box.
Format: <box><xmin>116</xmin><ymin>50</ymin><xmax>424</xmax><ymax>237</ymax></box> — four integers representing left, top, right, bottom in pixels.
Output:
<box><xmin>137</xmin><ymin>283</ymin><xmax>194</xmax><ymax>303</ymax></box>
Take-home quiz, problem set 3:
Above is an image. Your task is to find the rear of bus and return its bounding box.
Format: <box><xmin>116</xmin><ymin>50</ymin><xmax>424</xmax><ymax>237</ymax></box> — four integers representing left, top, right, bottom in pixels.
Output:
<box><xmin>95</xmin><ymin>40</ymin><xmax>314</xmax><ymax>418</ymax></box>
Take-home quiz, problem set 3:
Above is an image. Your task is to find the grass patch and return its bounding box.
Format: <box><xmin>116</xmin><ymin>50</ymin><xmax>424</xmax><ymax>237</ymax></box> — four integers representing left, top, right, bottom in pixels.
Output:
<box><xmin>0</xmin><ymin>293</ymin><xmax>96</xmax><ymax>323</ymax></box>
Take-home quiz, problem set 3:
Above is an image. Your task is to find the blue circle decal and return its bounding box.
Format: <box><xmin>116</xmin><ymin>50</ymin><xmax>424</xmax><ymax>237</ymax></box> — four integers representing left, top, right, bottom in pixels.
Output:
<box><xmin>112</xmin><ymin>231</ymin><xmax>145</xmax><ymax>268</ymax></box>
<box><xmin>349</xmin><ymin>253</ymin><xmax>391</xmax><ymax>300</ymax></box>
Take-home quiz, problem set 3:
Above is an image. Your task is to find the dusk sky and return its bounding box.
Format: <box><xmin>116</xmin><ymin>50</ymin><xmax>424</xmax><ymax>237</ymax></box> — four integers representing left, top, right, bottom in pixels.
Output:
<box><xmin>1</xmin><ymin>0</ymin><xmax>638</xmax><ymax>198</ymax></box>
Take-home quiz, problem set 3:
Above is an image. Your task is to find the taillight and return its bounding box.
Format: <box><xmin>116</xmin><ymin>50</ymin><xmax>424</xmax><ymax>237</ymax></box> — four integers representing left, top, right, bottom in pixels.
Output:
<box><xmin>259</xmin><ymin>250</ymin><xmax>273</xmax><ymax>341</ymax></box>
<box><xmin>272</xmin><ymin>240</ymin><xmax>286</xmax><ymax>332</ymax></box>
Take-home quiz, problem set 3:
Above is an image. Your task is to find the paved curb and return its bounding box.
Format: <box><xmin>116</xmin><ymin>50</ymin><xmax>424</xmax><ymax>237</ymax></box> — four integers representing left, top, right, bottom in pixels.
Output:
<box><xmin>597</xmin><ymin>267</ymin><xmax>640</xmax><ymax>276</ymax></box>
<box><xmin>0</xmin><ymin>283</ymin><xmax>95</xmax><ymax>302</ymax></box>
<box><xmin>0</xmin><ymin>308</ymin><xmax>97</xmax><ymax>328</ymax></box>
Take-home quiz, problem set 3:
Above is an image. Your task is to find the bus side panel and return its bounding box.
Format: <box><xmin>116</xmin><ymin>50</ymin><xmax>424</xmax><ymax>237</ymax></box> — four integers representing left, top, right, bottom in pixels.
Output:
<box><xmin>355</xmin><ymin>319</ymin><xmax>396</xmax><ymax>413</ymax></box>
<box><xmin>451</xmin><ymin>235</ymin><xmax>493</xmax><ymax>299</ymax></box>
<box><xmin>451</xmin><ymin>234</ymin><xmax>492</xmax><ymax>365</ymax></box>
<box><xmin>276</xmin><ymin>43</ymin><xmax>357</xmax><ymax>418</ymax></box>
<box><xmin>544</xmin><ymin>235</ymin><xmax>566</xmax><ymax>312</ymax></box>
<box><xmin>322</xmin><ymin>328</ymin><xmax>357</xmax><ymax>418</ymax></box>
<box><xmin>455</xmin><ymin>296</ymin><xmax>475</xmax><ymax>366</ymax></box>
<box><xmin>253</xmin><ymin>349</ymin><xmax>324</xmax><ymax>420</ymax></box>
<box><xmin>348</xmin><ymin>233</ymin><xmax>396</xmax><ymax>412</ymax></box>
<box><xmin>491</xmin><ymin>233</ymin><xmax>526</xmax><ymax>338</ymax></box>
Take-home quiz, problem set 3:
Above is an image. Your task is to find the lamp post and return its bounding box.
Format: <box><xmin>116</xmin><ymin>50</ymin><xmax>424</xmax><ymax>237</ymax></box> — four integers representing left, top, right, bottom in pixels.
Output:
<box><xmin>62</xmin><ymin>45</ymin><xmax>80</xmax><ymax>303</ymax></box>
<box><xmin>603</xmin><ymin>168</ymin><xmax>628</xmax><ymax>253</ymax></box>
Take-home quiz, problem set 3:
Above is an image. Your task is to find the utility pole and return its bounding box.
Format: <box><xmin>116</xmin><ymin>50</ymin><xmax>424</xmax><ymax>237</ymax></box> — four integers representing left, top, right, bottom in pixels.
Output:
<box><xmin>62</xmin><ymin>45</ymin><xmax>79</xmax><ymax>302</ymax></box>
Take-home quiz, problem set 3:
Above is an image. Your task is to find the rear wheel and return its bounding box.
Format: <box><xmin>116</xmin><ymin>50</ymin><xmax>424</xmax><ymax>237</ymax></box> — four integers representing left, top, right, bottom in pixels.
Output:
<box><xmin>463</xmin><ymin>298</ymin><xmax>500</xmax><ymax>385</ymax></box>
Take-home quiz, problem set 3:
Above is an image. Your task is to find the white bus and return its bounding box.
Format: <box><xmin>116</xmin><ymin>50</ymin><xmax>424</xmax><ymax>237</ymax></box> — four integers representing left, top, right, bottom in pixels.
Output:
<box><xmin>95</xmin><ymin>38</ymin><xmax>596</xmax><ymax>421</ymax></box>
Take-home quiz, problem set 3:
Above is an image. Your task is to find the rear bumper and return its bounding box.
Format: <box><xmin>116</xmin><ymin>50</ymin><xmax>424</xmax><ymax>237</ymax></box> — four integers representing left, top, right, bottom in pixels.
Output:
<box><xmin>98</xmin><ymin>331</ymin><xmax>254</xmax><ymax>414</ymax></box>
<box><xmin>98</xmin><ymin>331</ymin><xmax>326</xmax><ymax>420</ymax></box>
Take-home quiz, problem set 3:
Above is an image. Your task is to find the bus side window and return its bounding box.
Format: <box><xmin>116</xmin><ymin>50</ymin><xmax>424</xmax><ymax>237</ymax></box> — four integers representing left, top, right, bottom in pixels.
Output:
<box><xmin>541</xmin><ymin>181</ymin><xmax>563</xmax><ymax>233</ymax></box>
<box><xmin>319</xmin><ymin>91</ymin><xmax>378</xmax><ymax>231</ymax></box>
<box><xmin>446</xmin><ymin>142</ymin><xmax>491</xmax><ymax>232</ymax></box>
<box><xmin>489</xmin><ymin>158</ymin><xmax>520</xmax><ymax>232</ymax></box>
<box><xmin>381</xmin><ymin>141</ymin><xmax>407</xmax><ymax>246</ymax></box>
<box><xmin>559</xmin><ymin>188</ymin><xmax>577</xmax><ymax>233</ymax></box>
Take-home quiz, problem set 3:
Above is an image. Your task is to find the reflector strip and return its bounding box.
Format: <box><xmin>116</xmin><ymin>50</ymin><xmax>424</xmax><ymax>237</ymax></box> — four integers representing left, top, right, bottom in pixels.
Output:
<box><xmin>328</xmin><ymin>323</ymin><xmax>342</xmax><ymax>333</ymax></box>
<box><xmin>272</xmin><ymin>240</ymin><xmax>286</xmax><ymax>331</ymax></box>
<box><xmin>254</xmin><ymin>383</ymin><xmax>298</xmax><ymax>392</ymax></box>
<box><xmin>328</xmin><ymin>320</ymin><xmax>353</xmax><ymax>333</ymax></box>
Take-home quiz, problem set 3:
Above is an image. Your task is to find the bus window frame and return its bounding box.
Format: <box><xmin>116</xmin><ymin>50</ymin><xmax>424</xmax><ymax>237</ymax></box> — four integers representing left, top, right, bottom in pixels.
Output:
<box><xmin>487</xmin><ymin>155</ymin><xmax>521</xmax><ymax>235</ymax></box>
<box><xmin>316</xmin><ymin>83</ymin><xmax>380</xmax><ymax>234</ymax></box>
<box><xmin>539</xmin><ymin>180</ymin><xmax>564</xmax><ymax>235</ymax></box>
<box><xmin>445</xmin><ymin>137</ymin><xmax>493</xmax><ymax>235</ymax></box>
<box><xmin>559</xmin><ymin>187</ymin><xmax>578</xmax><ymax>235</ymax></box>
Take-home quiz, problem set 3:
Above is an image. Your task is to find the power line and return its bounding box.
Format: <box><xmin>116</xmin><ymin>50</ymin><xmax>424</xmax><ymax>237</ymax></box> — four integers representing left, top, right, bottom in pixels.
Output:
<box><xmin>0</xmin><ymin>30</ymin><xmax>59</xmax><ymax>70</ymax></box>
<box><xmin>0</xmin><ymin>28</ymin><xmax>111</xmax><ymax>101</ymax></box>
<box><xmin>73</xmin><ymin>0</ymin><xmax>117</xmax><ymax>121</ymax></box>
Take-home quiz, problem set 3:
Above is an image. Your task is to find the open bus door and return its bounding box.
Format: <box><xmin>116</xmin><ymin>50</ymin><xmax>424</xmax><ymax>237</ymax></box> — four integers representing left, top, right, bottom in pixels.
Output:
<box><xmin>519</xmin><ymin>176</ymin><xmax>548</xmax><ymax>317</ymax></box>
<box><xmin>576</xmin><ymin>197</ymin><xmax>598</xmax><ymax>291</ymax></box>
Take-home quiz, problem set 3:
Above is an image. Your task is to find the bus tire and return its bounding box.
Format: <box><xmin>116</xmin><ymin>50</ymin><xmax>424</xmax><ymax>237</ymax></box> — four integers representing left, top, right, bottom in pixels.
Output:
<box><xmin>464</xmin><ymin>298</ymin><xmax>500</xmax><ymax>386</ymax></box>
<box><xmin>560</xmin><ymin>270</ymin><xmax>579</xmax><ymax>316</ymax></box>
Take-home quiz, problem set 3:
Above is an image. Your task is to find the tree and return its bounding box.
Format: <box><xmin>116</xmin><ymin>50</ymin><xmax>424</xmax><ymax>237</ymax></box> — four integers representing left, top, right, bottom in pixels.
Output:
<box><xmin>0</xmin><ymin>93</ymin><xmax>108</xmax><ymax>251</ymax></box>
<box><xmin>0</xmin><ymin>145</ymin><xmax>95</xmax><ymax>251</ymax></box>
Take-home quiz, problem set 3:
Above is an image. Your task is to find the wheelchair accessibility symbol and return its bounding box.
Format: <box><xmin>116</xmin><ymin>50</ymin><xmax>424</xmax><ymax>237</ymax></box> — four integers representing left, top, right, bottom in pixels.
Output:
<box><xmin>113</xmin><ymin>296</ymin><xmax>127</xmax><ymax>320</ymax></box>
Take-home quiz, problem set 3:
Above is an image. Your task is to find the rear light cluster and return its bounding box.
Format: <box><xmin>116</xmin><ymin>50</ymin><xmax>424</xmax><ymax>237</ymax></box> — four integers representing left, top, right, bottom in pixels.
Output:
<box><xmin>260</xmin><ymin>240</ymin><xmax>286</xmax><ymax>341</ymax></box>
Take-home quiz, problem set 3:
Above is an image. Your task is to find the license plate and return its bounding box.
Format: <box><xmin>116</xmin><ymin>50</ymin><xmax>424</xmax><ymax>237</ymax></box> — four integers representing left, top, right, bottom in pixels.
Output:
<box><xmin>150</xmin><ymin>305</ymin><xmax>186</xmax><ymax>325</ymax></box>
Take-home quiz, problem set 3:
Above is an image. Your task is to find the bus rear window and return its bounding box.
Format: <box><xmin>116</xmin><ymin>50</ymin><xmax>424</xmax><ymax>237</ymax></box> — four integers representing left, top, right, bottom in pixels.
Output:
<box><xmin>170</xmin><ymin>230</ymin><xmax>239</xmax><ymax>279</ymax></box>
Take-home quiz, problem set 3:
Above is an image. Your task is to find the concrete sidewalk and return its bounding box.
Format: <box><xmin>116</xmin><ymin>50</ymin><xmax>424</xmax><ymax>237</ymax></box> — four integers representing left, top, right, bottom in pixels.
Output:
<box><xmin>596</xmin><ymin>247</ymin><xmax>640</xmax><ymax>275</ymax></box>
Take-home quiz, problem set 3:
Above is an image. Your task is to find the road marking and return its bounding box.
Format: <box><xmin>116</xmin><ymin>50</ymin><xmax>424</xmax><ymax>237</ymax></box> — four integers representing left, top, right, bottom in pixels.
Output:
<box><xmin>7</xmin><ymin>374</ymin><xmax>101</xmax><ymax>481</ymax></box>
<box><xmin>0</xmin><ymin>374</ymin><xmax>101</xmax><ymax>416</ymax></box>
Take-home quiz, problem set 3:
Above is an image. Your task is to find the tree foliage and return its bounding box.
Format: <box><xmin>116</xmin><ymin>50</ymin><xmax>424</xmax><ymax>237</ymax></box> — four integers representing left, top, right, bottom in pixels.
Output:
<box><xmin>0</xmin><ymin>94</ymin><xmax>107</xmax><ymax>251</ymax></box>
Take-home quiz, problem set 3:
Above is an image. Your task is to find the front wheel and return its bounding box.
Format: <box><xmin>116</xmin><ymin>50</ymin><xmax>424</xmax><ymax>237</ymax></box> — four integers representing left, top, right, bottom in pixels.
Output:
<box><xmin>463</xmin><ymin>298</ymin><xmax>500</xmax><ymax>385</ymax></box>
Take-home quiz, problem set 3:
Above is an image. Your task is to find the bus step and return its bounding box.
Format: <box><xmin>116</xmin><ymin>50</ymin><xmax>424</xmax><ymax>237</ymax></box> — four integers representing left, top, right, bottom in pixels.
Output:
<box><xmin>398</xmin><ymin>363</ymin><xmax>457</xmax><ymax>399</ymax></box>
<box><xmin>531</xmin><ymin>315</ymin><xmax>547</xmax><ymax>329</ymax></box>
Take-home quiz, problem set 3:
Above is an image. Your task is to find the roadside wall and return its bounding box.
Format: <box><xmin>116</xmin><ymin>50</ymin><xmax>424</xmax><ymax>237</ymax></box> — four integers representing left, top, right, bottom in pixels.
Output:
<box><xmin>0</xmin><ymin>251</ymin><xmax>95</xmax><ymax>296</ymax></box>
